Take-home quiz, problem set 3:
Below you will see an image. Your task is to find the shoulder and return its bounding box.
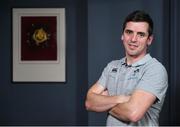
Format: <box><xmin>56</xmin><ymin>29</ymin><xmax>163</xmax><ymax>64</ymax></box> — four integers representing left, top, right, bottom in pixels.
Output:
<box><xmin>107</xmin><ymin>58</ymin><xmax>124</xmax><ymax>67</ymax></box>
<box><xmin>102</xmin><ymin>59</ymin><xmax>123</xmax><ymax>73</ymax></box>
<box><xmin>147</xmin><ymin>58</ymin><xmax>167</xmax><ymax>71</ymax></box>
<box><xmin>143</xmin><ymin>58</ymin><xmax>168</xmax><ymax>78</ymax></box>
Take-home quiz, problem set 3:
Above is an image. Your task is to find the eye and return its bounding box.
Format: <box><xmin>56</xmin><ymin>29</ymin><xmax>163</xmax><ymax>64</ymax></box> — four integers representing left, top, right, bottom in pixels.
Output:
<box><xmin>137</xmin><ymin>32</ymin><xmax>146</xmax><ymax>38</ymax></box>
<box><xmin>125</xmin><ymin>30</ymin><xmax>133</xmax><ymax>35</ymax></box>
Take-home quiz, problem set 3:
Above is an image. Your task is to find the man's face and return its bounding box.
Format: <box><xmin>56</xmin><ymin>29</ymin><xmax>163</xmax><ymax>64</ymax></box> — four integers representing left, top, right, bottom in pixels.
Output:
<box><xmin>121</xmin><ymin>21</ymin><xmax>153</xmax><ymax>58</ymax></box>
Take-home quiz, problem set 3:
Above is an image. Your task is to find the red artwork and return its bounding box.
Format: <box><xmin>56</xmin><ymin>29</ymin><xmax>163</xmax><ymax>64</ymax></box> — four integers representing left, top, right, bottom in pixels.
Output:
<box><xmin>21</xmin><ymin>16</ymin><xmax>57</xmax><ymax>61</ymax></box>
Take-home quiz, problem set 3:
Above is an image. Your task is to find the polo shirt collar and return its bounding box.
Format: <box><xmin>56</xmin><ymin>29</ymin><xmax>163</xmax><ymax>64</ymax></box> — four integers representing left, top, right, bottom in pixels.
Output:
<box><xmin>120</xmin><ymin>54</ymin><xmax>152</xmax><ymax>67</ymax></box>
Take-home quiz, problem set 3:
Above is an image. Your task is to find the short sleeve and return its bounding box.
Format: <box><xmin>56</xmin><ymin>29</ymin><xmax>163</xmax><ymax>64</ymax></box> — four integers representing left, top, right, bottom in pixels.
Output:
<box><xmin>97</xmin><ymin>63</ymin><xmax>111</xmax><ymax>88</ymax></box>
<box><xmin>135</xmin><ymin>62</ymin><xmax>168</xmax><ymax>103</ymax></box>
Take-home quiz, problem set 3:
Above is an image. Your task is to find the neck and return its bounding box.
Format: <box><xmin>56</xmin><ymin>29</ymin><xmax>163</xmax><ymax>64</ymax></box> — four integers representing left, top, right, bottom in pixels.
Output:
<box><xmin>126</xmin><ymin>53</ymin><xmax>147</xmax><ymax>65</ymax></box>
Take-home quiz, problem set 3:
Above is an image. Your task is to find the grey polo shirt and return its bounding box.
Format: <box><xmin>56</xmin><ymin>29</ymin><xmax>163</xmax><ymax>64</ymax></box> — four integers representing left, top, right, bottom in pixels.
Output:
<box><xmin>97</xmin><ymin>54</ymin><xmax>168</xmax><ymax>126</ymax></box>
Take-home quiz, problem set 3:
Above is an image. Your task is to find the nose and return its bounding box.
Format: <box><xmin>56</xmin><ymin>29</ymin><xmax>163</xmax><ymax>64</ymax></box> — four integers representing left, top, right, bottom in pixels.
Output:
<box><xmin>131</xmin><ymin>34</ymin><xmax>138</xmax><ymax>42</ymax></box>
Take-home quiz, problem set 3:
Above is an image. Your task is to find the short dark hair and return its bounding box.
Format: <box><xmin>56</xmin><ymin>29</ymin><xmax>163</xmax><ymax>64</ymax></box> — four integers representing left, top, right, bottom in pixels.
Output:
<box><xmin>122</xmin><ymin>10</ymin><xmax>153</xmax><ymax>36</ymax></box>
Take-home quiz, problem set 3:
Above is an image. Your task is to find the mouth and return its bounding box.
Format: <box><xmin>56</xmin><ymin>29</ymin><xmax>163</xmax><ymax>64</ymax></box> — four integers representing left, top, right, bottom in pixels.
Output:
<box><xmin>128</xmin><ymin>43</ymin><xmax>138</xmax><ymax>49</ymax></box>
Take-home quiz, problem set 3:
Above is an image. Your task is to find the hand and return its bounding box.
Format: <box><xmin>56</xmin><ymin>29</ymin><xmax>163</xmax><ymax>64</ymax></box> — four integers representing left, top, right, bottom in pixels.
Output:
<box><xmin>101</xmin><ymin>89</ymin><xmax>109</xmax><ymax>96</ymax></box>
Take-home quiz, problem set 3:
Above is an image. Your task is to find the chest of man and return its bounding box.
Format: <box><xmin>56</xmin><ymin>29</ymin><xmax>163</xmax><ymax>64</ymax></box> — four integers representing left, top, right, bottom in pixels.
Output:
<box><xmin>107</xmin><ymin>66</ymin><xmax>143</xmax><ymax>96</ymax></box>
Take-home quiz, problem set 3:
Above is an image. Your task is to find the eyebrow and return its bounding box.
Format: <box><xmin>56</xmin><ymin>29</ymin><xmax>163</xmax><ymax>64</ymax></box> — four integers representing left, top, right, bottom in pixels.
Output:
<box><xmin>125</xmin><ymin>29</ymin><xmax>132</xmax><ymax>32</ymax></box>
<box><xmin>125</xmin><ymin>29</ymin><xmax>147</xmax><ymax>35</ymax></box>
<box><xmin>137</xmin><ymin>32</ymin><xmax>146</xmax><ymax>36</ymax></box>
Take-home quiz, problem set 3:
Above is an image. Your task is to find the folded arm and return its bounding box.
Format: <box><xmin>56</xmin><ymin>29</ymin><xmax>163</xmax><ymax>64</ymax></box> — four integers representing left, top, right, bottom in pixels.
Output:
<box><xmin>85</xmin><ymin>83</ymin><xmax>130</xmax><ymax>112</ymax></box>
<box><xmin>109</xmin><ymin>89</ymin><xmax>156</xmax><ymax>122</ymax></box>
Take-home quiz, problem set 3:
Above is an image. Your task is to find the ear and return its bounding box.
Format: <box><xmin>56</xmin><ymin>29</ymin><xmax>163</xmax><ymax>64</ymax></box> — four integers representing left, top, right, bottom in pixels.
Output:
<box><xmin>147</xmin><ymin>35</ymin><xmax>153</xmax><ymax>46</ymax></box>
<box><xmin>121</xmin><ymin>35</ymin><xmax>124</xmax><ymax>41</ymax></box>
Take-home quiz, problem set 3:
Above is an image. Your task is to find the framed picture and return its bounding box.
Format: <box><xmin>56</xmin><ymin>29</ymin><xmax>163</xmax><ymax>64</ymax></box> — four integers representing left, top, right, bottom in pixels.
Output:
<box><xmin>12</xmin><ymin>8</ymin><xmax>66</xmax><ymax>82</ymax></box>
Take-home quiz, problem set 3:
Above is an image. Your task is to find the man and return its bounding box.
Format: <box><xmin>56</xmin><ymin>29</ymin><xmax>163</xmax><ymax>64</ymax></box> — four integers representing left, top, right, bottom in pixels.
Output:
<box><xmin>85</xmin><ymin>10</ymin><xmax>168</xmax><ymax>126</ymax></box>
